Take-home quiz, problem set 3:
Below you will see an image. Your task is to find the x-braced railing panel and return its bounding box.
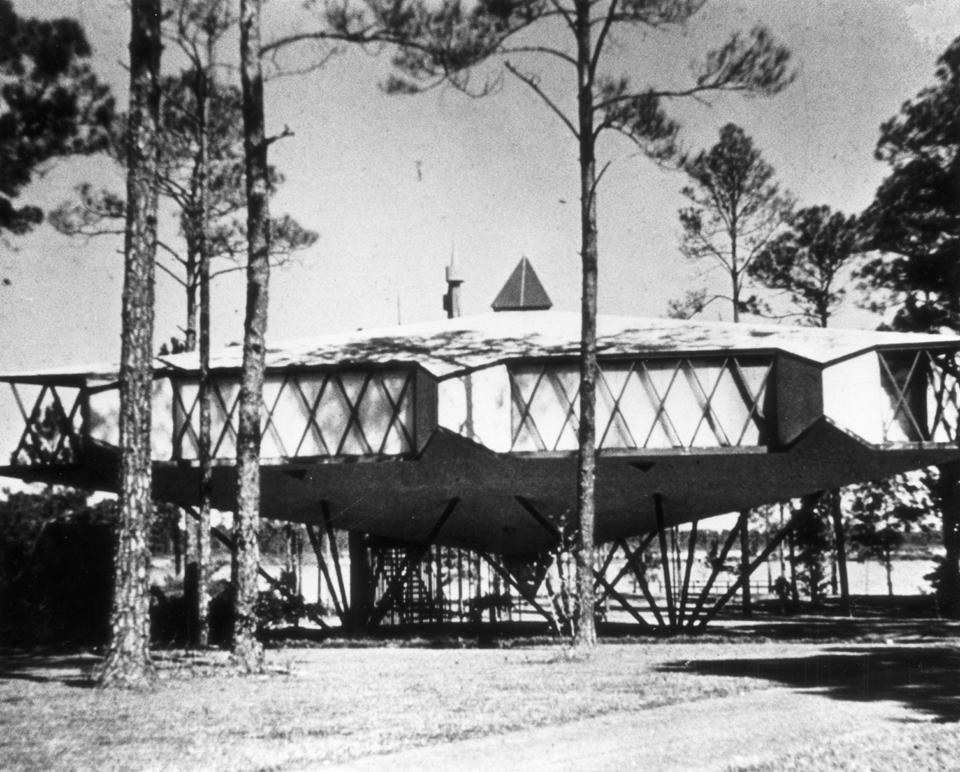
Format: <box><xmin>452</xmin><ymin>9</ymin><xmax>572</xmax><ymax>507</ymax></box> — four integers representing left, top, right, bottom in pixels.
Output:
<box><xmin>5</xmin><ymin>382</ymin><xmax>84</xmax><ymax>467</ymax></box>
<box><xmin>171</xmin><ymin>368</ymin><xmax>417</xmax><ymax>462</ymax></box>
<box><xmin>879</xmin><ymin>349</ymin><xmax>960</xmax><ymax>444</ymax></box>
<box><xmin>510</xmin><ymin>356</ymin><xmax>771</xmax><ymax>453</ymax></box>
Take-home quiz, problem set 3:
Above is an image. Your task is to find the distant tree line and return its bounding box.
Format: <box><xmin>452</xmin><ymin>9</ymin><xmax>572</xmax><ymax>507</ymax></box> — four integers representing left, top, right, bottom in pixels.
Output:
<box><xmin>669</xmin><ymin>36</ymin><xmax>960</xmax><ymax>619</ymax></box>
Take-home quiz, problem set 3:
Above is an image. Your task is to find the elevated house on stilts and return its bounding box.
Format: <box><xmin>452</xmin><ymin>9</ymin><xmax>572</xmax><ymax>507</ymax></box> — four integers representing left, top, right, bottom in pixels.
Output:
<box><xmin>3</xmin><ymin>259</ymin><xmax>960</xmax><ymax>633</ymax></box>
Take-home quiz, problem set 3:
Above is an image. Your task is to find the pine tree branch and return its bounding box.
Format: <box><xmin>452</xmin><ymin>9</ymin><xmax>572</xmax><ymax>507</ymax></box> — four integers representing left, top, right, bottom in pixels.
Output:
<box><xmin>156</xmin><ymin>238</ymin><xmax>188</xmax><ymax>268</ymax></box>
<box><xmin>590</xmin><ymin>0</ymin><xmax>618</xmax><ymax>78</ymax></box>
<box><xmin>546</xmin><ymin>0</ymin><xmax>577</xmax><ymax>37</ymax></box>
<box><xmin>504</xmin><ymin>61</ymin><xmax>578</xmax><ymax>139</ymax></box>
<box><xmin>265</xmin><ymin>125</ymin><xmax>295</xmax><ymax>147</ymax></box>
<box><xmin>500</xmin><ymin>45</ymin><xmax>578</xmax><ymax>68</ymax></box>
<box><xmin>156</xmin><ymin>258</ymin><xmax>188</xmax><ymax>287</ymax></box>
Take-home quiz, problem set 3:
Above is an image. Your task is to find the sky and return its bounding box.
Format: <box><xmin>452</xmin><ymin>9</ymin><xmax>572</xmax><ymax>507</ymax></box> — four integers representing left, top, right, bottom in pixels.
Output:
<box><xmin>1</xmin><ymin>0</ymin><xmax>959</xmax><ymax>376</ymax></box>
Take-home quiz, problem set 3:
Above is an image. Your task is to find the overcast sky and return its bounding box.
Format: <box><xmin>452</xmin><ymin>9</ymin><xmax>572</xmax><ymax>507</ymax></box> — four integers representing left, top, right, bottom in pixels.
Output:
<box><xmin>1</xmin><ymin>0</ymin><xmax>959</xmax><ymax>375</ymax></box>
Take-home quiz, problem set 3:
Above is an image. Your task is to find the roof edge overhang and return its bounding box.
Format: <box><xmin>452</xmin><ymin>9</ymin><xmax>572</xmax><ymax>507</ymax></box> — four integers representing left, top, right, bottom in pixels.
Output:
<box><xmin>7</xmin><ymin>312</ymin><xmax>960</xmax><ymax>383</ymax></box>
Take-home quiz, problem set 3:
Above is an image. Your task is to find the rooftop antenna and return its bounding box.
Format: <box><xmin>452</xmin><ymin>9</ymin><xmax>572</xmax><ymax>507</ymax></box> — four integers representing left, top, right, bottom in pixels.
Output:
<box><xmin>443</xmin><ymin>240</ymin><xmax>464</xmax><ymax>319</ymax></box>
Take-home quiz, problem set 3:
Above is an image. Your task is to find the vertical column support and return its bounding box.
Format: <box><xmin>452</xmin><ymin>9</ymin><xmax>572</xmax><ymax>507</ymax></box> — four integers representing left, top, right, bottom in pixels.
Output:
<box><xmin>697</xmin><ymin>511</ymin><xmax>797</xmax><ymax>629</ymax></box>
<box><xmin>687</xmin><ymin>524</ymin><xmax>740</xmax><ymax>627</ymax></box>
<box><xmin>626</xmin><ymin>547</ymin><xmax>666</xmax><ymax>627</ymax></box>
<box><xmin>348</xmin><ymin>531</ymin><xmax>372</xmax><ymax>633</ymax></box>
<box><xmin>305</xmin><ymin>522</ymin><xmax>346</xmax><ymax>624</ymax></box>
<box><xmin>79</xmin><ymin>383</ymin><xmax>91</xmax><ymax>458</ymax></box>
<box><xmin>476</xmin><ymin>550</ymin><xmax>558</xmax><ymax>633</ymax></box>
<box><xmin>181</xmin><ymin>506</ymin><xmax>331</xmax><ymax>631</ymax></box>
<box><xmin>677</xmin><ymin>520</ymin><xmax>699</xmax><ymax>626</ymax></box>
<box><xmin>592</xmin><ymin>568</ymin><xmax>651</xmax><ymax>628</ymax></box>
<box><xmin>831</xmin><ymin>491</ymin><xmax>851</xmax><ymax>616</ymax></box>
<box><xmin>515</xmin><ymin>496</ymin><xmax>577</xmax><ymax>634</ymax></box>
<box><xmin>655</xmin><ymin>493</ymin><xmax>676</xmax><ymax>629</ymax></box>
<box><xmin>739</xmin><ymin>510</ymin><xmax>752</xmax><ymax>617</ymax></box>
<box><xmin>592</xmin><ymin>535</ymin><xmax>663</xmax><ymax>627</ymax></box>
<box><xmin>367</xmin><ymin>497</ymin><xmax>460</xmax><ymax>629</ymax></box>
<box><xmin>596</xmin><ymin>534</ymin><xmax>655</xmax><ymax>603</ymax></box>
<box><xmin>596</xmin><ymin>540</ymin><xmax>619</xmax><ymax>581</ymax></box>
<box><xmin>318</xmin><ymin>502</ymin><xmax>349</xmax><ymax>615</ymax></box>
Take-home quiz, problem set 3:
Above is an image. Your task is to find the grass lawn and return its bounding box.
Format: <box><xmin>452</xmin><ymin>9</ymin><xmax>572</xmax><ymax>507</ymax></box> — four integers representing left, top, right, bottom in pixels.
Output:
<box><xmin>729</xmin><ymin>722</ymin><xmax>960</xmax><ymax>772</ymax></box>
<box><xmin>1</xmin><ymin>636</ymin><xmax>958</xmax><ymax>771</ymax></box>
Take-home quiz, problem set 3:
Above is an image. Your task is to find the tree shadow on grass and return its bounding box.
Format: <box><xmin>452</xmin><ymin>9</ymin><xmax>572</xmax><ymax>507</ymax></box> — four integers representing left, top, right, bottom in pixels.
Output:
<box><xmin>659</xmin><ymin>645</ymin><xmax>960</xmax><ymax>722</ymax></box>
<box><xmin>706</xmin><ymin>616</ymin><xmax>959</xmax><ymax>642</ymax></box>
<box><xmin>0</xmin><ymin>652</ymin><xmax>99</xmax><ymax>687</ymax></box>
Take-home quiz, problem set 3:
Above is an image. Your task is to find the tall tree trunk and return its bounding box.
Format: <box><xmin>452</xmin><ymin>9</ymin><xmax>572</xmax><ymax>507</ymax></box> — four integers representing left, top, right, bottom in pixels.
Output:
<box><xmin>788</xmin><ymin>530</ymin><xmax>799</xmax><ymax>606</ymax></box>
<box><xmin>182</xmin><ymin>239</ymin><xmax>196</xmax><ymax>641</ymax></box>
<box><xmin>729</xmin><ymin>234</ymin><xmax>756</xmax><ymax>612</ymax></box>
<box><xmin>97</xmin><ymin>0</ymin><xmax>161</xmax><ymax>688</ymax></box>
<box><xmin>739</xmin><ymin>510</ymin><xmax>751</xmax><ymax>616</ymax></box>
<box><xmin>233</xmin><ymin>0</ymin><xmax>269</xmax><ymax>672</ymax></box>
<box><xmin>348</xmin><ymin>531</ymin><xmax>372</xmax><ymax>634</ymax></box>
<box><xmin>779</xmin><ymin>503</ymin><xmax>786</xmax><ymax>577</ymax></box>
<box><xmin>729</xmin><ymin>226</ymin><xmax>740</xmax><ymax>323</ymax></box>
<box><xmin>831</xmin><ymin>490</ymin><xmax>851</xmax><ymax>615</ymax></box>
<box><xmin>764</xmin><ymin>508</ymin><xmax>772</xmax><ymax>590</ymax></box>
<box><xmin>185</xmin><ymin>240</ymin><xmax>198</xmax><ymax>352</ymax></box>
<box><xmin>196</xmin><ymin>254</ymin><xmax>212</xmax><ymax>650</ymax></box>
<box><xmin>829</xmin><ymin>542</ymin><xmax>837</xmax><ymax>596</ymax></box>
<box><xmin>173</xmin><ymin>511</ymin><xmax>183</xmax><ymax>576</ymax></box>
<box><xmin>195</xmin><ymin>33</ymin><xmax>214</xmax><ymax>649</ymax></box>
<box><xmin>936</xmin><ymin>461</ymin><xmax>960</xmax><ymax>618</ymax></box>
<box><xmin>572</xmin><ymin>0</ymin><xmax>597</xmax><ymax>649</ymax></box>
<box><xmin>943</xmin><ymin>500</ymin><xmax>960</xmax><ymax>616</ymax></box>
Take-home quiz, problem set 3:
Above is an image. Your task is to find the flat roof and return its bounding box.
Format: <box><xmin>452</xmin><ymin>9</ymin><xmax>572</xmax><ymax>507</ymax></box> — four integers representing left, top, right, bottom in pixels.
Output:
<box><xmin>154</xmin><ymin>311</ymin><xmax>960</xmax><ymax>379</ymax></box>
<box><xmin>2</xmin><ymin>312</ymin><xmax>956</xmax><ymax>382</ymax></box>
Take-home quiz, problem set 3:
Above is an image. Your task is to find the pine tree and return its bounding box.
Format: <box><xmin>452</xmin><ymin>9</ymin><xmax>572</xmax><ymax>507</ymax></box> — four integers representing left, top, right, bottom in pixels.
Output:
<box><xmin>364</xmin><ymin>1</ymin><xmax>794</xmax><ymax>647</ymax></box>
<box><xmin>0</xmin><ymin>0</ymin><xmax>113</xmax><ymax>240</ymax></box>
<box><xmin>747</xmin><ymin>205</ymin><xmax>861</xmax><ymax>327</ymax></box>
<box><xmin>96</xmin><ymin>0</ymin><xmax>162</xmax><ymax>689</ymax></box>
<box><xmin>746</xmin><ymin>204</ymin><xmax>863</xmax><ymax>614</ymax></box>
<box><xmin>859</xmin><ymin>36</ymin><xmax>960</xmax><ymax>617</ymax></box>
<box><xmin>677</xmin><ymin>123</ymin><xmax>793</xmax><ymax>322</ymax></box>
<box><xmin>232</xmin><ymin>0</ymin><xmax>270</xmax><ymax>673</ymax></box>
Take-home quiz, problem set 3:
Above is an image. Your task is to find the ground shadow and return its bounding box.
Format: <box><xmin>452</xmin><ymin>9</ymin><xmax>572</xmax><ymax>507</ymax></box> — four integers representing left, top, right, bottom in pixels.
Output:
<box><xmin>659</xmin><ymin>644</ymin><xmax>960</xmax><ymax>722</ymax></box>
<box><xmin>696</xmin><ymin>616</ymin><xmax>960</xmax><ymax>642</ymax></box>
<box><xmin>0</xmin><ymin>651</ymin><xmax>100</xmax><ymax>687</ymax></box>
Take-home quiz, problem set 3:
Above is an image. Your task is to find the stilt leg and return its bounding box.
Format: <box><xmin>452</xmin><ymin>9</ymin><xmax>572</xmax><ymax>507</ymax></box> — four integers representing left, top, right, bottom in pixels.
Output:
<box><xmin>697</xmin><ymin>513</ymin><xmax>797</xmax><ymax>629</ymax></box>
<box><xmin>367</xmin><ymin>498</ymin><xmax>460</xmax><ymax>629</ymax></box>
<box><xmin>655</xmin><ymin>494</ymin><xmax>677</xmax><ymax>629</ymax></box>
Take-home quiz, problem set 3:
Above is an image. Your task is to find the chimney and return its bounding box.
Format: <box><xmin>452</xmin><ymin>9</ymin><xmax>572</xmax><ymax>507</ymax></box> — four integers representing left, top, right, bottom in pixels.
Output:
<box><xmin>443</xmin><ymin>245</ymin><xmax>464</xmax><ymax>319</ymax></box>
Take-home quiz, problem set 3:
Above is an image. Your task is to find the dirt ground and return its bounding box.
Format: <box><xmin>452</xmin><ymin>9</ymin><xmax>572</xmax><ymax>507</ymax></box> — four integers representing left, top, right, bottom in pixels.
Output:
<box><xmin>2</xmin><ymin>618</ymin><xmax>959</xmax><ymax>771</ymax></box>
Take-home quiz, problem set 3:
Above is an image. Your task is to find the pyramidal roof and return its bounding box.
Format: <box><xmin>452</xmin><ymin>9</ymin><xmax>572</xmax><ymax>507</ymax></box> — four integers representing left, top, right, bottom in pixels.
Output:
<box><xmin>491</xmin><ymin>257</ymin><xmax>552</xmax><ymax>312</ymax></box>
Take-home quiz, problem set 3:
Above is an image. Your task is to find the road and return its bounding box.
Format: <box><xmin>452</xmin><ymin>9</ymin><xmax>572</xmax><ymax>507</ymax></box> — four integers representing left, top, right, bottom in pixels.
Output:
<box><xmin>329</xmin><ymin>687</ymin><xmax>922</xmax><ymax>771</ymax></box>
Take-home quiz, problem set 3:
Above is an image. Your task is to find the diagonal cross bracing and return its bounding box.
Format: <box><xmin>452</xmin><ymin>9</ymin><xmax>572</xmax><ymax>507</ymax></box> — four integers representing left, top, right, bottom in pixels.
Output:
<box><xmin>170</xmin><ymin>369</ymin><xmax>416</xmax><ymax>461</ymax></box>
<box><xmin>879</xmin><ymin>350</ymin><xmax>927</xmax><ymax>442</ymax></box>
<box><xmin>926</xmin><ymin>350</ymin><xmax>960</xmax><ymax>442</ymax></box>
<box><xmin>9</xmin><ymin>383</ymin><xmax>83</xmax><ymax>466</ymax></box>
<box><xmin>291</xmin><ymin>376</ymin><xmax>333</xmax><ymax>456</ymax></box>
<box><xmin>877</xmin><ymin>348</ymin><xmax>960</xmax><ymax>444</ymax></box>
<box><xmin>508</xmin><ymin>356</ymin><xmax>772</xmax><ymax>453</ymax></box>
